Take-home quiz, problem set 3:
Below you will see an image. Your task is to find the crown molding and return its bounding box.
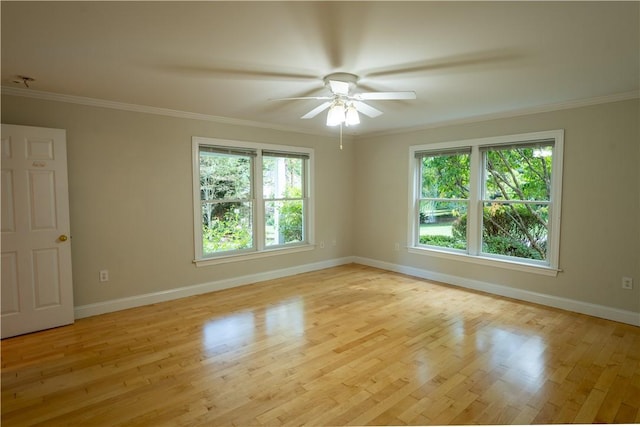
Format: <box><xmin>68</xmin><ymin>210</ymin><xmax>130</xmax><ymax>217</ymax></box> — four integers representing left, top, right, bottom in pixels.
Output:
<box><xmin>0</xmin><ymin>86</ymin><xmax>330</xmax><ymax>138</ymax></box>
<box><xmin>3</xmin><ymin>86</ymin><xmax>637</xmax><ymax>140</ymax></box>
<box><xmin>368</xmin><ymin>90</ymin><xmax>640</xmax><ymax>138</ymax></box>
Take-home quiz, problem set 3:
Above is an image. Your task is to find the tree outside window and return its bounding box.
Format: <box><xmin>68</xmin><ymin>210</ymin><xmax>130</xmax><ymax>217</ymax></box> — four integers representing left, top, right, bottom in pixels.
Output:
<box><xmin>414</xmin><ymin>132</ymin><xmax>562</xmax><ymax>268</ymax></box>
<box><xmin>480</xmin><ymin>144</ymin><xmax>553</xmax><ymax>260</ymax></box>
<box><xmin>263</xmin><ymin>153</ymin><xmax>306</xmax><ymax>246</ymax></box>
<box><xmin>199</xmin><ymin>149</ymin><xmax>254</xmax><ymax>255</ymax></box>
<box><xmin>195</xmin><ymin>142</ymin><xmax>311</xmax><ymax>261</ymax></box>
<box><xmin>418</xmin><ymin>150</ymin><xmax>470</xmax><ymax>250</ymax></box>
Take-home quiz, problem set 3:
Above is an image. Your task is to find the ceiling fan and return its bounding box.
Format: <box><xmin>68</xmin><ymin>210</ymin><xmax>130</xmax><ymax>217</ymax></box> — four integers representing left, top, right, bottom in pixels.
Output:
<box><xmin>272</xmin><ymin>72</ymin><xmax>416</xmax><ymax>127</ymax></box>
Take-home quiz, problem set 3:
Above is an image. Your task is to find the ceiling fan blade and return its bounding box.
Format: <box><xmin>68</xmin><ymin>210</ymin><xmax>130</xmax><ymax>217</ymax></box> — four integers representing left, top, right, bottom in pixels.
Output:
<box><xmin>353</xmin><ymin>101</ymin><xmax>383</xmax><ymax>118</ymax></box>
<box><xmin>163</xmin><ymin>64</ymin><xmax>318</xmax><ymax>81</ymax></box>
<box><xmin>329</xmin><ymin>79</ymin><xmax>350</xmax><ymax>96</ymax></box>
<box><xmin>270</xmin><ymin>96</ymin><xmax>333</xmax><ymax>101</ymax></box>
<box><xmin>362</xmin><ymin>49</ymin><xmax>523</xmax><ymax>79</ymax></box>
<box><xmin>355</xmin><ymin>91</ymin><xmax>416</xmax><ymax>100</ymax></box>
<box><xmin>301</xmin><ymin>101</ymin><xmax>332</xmax><ymax>119</ymax></box>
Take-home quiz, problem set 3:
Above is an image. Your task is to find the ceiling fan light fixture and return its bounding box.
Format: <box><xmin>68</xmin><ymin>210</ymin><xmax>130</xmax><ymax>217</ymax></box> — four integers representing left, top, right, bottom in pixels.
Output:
<box><xmin>326</xmin><ymin>102</ymin><xmax>345</xmax><ymax>126</ymax></box>
<box><xmin>279</xmin><ymin>72</ymin><xmax>416</xmax><ymax>128</ymax></box>
<box><xmin>345</xmin><ymin>104</ymin><xmax>360</xmax><ymax>126</ymax></box>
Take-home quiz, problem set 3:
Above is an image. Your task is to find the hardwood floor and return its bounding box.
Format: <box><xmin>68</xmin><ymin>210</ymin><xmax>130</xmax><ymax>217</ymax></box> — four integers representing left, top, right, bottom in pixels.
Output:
<box><xmin>2</xmin><ymin>264</ymin><xmax>639</xmax><ymax>426</ymax></box>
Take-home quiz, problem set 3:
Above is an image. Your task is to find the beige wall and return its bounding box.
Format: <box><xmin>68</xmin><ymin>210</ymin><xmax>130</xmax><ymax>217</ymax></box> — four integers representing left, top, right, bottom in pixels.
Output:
<box><xmin>2</xmin><ymin>94</ymin><xmax>639</xmax><ymax>317</ymax></box>
<box><xmin>354</xmin><ymin>99</ymin><xmax>640</xmax><ymax>313</ymax></box>
<box><xmin>1</xmin><ymin>95</ymin><xmax>356</xmax><ymax>306</ymax></box>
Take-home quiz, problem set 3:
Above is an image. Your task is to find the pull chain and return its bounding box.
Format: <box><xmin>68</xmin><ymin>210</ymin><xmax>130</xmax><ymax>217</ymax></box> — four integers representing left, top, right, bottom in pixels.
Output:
<box><xmin>339</xmin><ymin>123</ymin><xmax>343</xmax><ymax>150</ymax></box>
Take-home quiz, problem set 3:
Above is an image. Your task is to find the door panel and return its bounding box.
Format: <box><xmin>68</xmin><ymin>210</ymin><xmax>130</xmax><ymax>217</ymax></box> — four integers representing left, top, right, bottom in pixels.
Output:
<box><xmin>1</xmin><ymin>169</ymin><xmax>16</xmax><ymax>232</ymax></box>
<box><xmin>1</xmin><ymin>124</ymin><xmax>74</xmax><ymax>338</ymax></box>
<box><xmin>26</xmin><ymin>138</ymin><xmax>55</xmax><ymax>160</ymax></box>
<box><xmin>1</xmin><ymin>252</ymin><xmax>20</xmax><ymax>314</ymax></box>
<box><xmin>29</xmin><ymin>170</ymin><xmax>58</xmax><ymax>230</ymax></box>
<box><xmin>33</xmin><ymin>248</ymin><xmax>62</xmax><ymax>307</ymax></box>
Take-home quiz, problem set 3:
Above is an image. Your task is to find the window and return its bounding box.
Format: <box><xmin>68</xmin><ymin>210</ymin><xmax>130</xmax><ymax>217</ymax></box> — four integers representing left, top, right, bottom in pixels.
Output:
<box><xmin>193</xmin><ymin>137</ymin><xmax>313</xmax><ymax>265</ymax></box>
<box><xmin>417</xmin><ymin>148</ymin><xmax>471</xmax><ymax>251</ymax></box>
<box><xmin>481</xmin><ymin>142</ymin><xmax>554</xmax><ymax>261</ymax></box>
<box><xmin>199</xmin><ymin>145</ymin><xmax>254</xmax><ymax>255</ymax></box>
<box><xmin>410</xmin><ymin>130</ymin><xmax>564</xmax><ymax>275</ymax></box>
<box><xmin>263</xmin><ymin>151</ymin><xmax>307</xmax><ymax>247</ymax></box>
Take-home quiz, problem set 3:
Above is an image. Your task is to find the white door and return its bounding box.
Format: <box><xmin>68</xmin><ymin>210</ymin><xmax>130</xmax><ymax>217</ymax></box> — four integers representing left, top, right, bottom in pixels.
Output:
<box><xmin>1</xmin><ymin>124</ymin><xmax>74</xmax><ymax>338</ymax></box>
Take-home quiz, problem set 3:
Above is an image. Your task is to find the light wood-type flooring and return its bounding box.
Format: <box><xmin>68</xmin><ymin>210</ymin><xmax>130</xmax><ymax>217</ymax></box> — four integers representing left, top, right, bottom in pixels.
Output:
<box><xmin>2</xmin><ymin>264</ymin><xmax>640</xmax><ymax>426</ymax></box>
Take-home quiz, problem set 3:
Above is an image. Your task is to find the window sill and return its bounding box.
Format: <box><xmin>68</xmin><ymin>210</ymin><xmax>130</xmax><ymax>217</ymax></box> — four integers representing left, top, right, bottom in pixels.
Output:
<box><xmin>194</xmin><ymin>244</ymin><xmax>315</xmax><ymax>267</ymax></box>
<box><xmin>407</xmin><ymin>246</ymin><xmax>561</xmax><ymax>277</ymax></box>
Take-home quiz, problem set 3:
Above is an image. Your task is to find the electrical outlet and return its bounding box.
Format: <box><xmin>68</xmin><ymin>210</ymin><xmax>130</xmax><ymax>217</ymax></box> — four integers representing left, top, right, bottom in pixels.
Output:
<box><xmin>622</xmin><ymin>277</ymin><xmax>633</xmax><ymax>290</ymax></box>
<box><xmin>394</xmin><ymin>242</ymin><xmax>400</xmax><ymax>251</ymax></box>
<box><xmin>319</xmin><ymin>241</ymin><xmax>325</xmax><ymax>249</ymax></box>
<box><xmin>99</xmin><ymin>269</ymin><xmax>109</xmax><ymax>282</ymax></box>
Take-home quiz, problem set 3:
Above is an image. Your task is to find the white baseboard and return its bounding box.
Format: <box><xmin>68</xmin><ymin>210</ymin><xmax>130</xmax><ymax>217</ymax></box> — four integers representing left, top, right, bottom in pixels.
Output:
<box><xmin>353</xmin><ymin>256</ymin><xmax>640</xmax><ymax>327</ymax></box>
<box><xmin>76</xmin><ymin>255</ymin><xmax>639</xmax><ymax>327</ymax></box>
<box><xmin>74</xmin><ymin>257</ymin><xmax>356</xmax><ymax>319</ymax></box>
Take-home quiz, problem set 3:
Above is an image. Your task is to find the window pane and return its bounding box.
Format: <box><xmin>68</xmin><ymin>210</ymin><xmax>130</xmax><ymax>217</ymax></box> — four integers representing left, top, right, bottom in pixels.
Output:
<box><xmin>421</xmin><ymin>153</ymin><xmax>470</xmax><ymax>198</ymax></box>
<box><xmin>263</xmin><ymin>156</ymin><xmax>303</xmax><ymax>199</ymax></box>
<box><xmin>484</xmin><ymin>144</ymin><xmax>553</xmax><ymax>201</ymax></box>
<box><xmin>265</xmin><ymin>200</ymin><xmax>303</xmax><ymax>246</ymax></box>
<box><xmin>418</xmin><ymin>201</ymin><xmax>467</xmax><ymax>250</ymax></box>
<box><xmin>200</xmin><ymin>152</ymin><xmax>251</xmax><ymax>200</ymax></box>
<box><xmin>202</xmin><ymin>202</ymin><xmax>253</xmax><ymax>254</ymax></box>
<box><xmin>481</xmin><ymin>202</ymin><xmax>548</xmax><ymax>260</ymax></box>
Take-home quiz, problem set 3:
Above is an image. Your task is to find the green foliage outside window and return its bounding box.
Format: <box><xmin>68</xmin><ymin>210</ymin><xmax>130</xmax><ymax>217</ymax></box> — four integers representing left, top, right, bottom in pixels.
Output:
<box><xmin>264</xmin><ymin>156</ymin><xmax>305</xmax><ymax>246</ymax></box>
<box><xmin>202</xmin><ymin>205</ymin><xmax>253</xmax><ymax>253</ymax></box>
<box><xmin>200</xmin><ymin>152</ymin><xmax>253</xmax><ymax>255</ymax></box>
<box><xmin>279</xmin><ymin>188</ymin><xmax>303</xmax><ymax>243</ymax></box>
<box><xmin>421</xmin><ymin>153</ymin><xmax>470</xmax><ymax>199</ymax></box>
<box><xmin>200</xmin><ymin>148</ymin><xmax>306</xmax><ymax>255</ymax></box>
<box><xmin>420</xmin><ymin>144</ymin><xmax>553</xmax><ymax>261</ymax></box>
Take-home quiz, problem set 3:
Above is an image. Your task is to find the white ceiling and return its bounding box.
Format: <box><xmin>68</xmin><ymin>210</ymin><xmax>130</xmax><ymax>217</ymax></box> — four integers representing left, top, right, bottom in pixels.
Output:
<box><xmin>2</xmin><ymin>1</ymin><xmax>638</xmax><ymax>137</ymax></box>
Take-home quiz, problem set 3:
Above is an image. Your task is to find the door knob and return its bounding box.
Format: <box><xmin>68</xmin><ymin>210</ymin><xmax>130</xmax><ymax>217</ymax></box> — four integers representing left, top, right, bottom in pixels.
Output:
<box><xmin>58</xmin><ymin>235</ymin><xmax>68</xmax><ymax>242</ymax></box>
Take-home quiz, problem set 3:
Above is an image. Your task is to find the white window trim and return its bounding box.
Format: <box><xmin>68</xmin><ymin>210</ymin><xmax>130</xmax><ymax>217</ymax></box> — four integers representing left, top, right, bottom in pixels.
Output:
<box><xmin>408</xmin><ymin>130</ymin><xmax>564</xmax><ymax>276</ymax></box>
<box><xmin>192</xmin><ymin>137</ymin><xmax>315</xmax><ymax>267</ymax></box>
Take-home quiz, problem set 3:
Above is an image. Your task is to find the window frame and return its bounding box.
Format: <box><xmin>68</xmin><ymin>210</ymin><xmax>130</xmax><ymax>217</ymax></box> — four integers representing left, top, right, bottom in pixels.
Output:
<box><xmin>198</xmin><ymin>145</ymin><xmax>256</xmax><ymax>257</ymax></box>
<box><xmin>415</xmin><ymin>148</ymin><xmax>472</xmax><ymax>254</ymax></box>
<box><xmin>262</xmin><ymin>150</ymin><xmax>308</xmax><ymax>248</ymax></box>
<box><xmin>193</xmin><ymin>137</ymin><xmax>314</xmax><ymax>266</ymax></box>
<box><xmin>408</xmin><ymin>130</ymin><xmax>564</xmax><ymax>276</ymax></box>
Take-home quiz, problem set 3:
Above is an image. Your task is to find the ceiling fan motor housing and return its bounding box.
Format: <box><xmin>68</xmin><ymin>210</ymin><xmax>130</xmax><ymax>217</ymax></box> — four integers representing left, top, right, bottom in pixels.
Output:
<box><xmin>324</xmin><ymin>72</ymin><xmax>359</xmax><ymax>93</ymax></box>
